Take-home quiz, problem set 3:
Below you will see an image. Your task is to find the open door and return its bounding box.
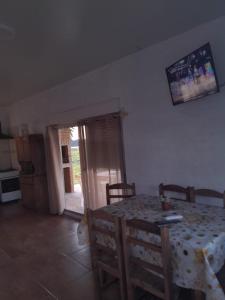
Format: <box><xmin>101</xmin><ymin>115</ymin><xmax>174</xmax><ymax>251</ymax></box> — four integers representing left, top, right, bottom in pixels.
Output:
<box><xmin>59</xmin><ymin>127</ymin><xmax>84</xmax><ymax>214</ymax></box>
<box><xmin>78</xmin><ymin>113</ymin><xmax>125</xmax><ymax>210</ymax></box>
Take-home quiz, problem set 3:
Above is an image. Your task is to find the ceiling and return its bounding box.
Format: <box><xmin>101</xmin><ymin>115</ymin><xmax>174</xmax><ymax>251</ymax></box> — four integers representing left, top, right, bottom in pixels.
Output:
<box><xmin>0</xmin><ymin>0</ymin><xmax>224</xmax><ymax>106</ymax></box>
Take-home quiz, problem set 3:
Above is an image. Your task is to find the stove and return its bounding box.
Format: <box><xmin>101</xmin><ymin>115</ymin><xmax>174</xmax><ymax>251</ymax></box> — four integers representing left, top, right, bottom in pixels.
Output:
<box><xmin>0</xmin><ymin>169</ymin><xmax>21</xmax><ymax>203</ymax></box>
<box><xmin>0</xmin><ymin>169</ymin><xmax>19</xmax><ymax>179</ymax></box>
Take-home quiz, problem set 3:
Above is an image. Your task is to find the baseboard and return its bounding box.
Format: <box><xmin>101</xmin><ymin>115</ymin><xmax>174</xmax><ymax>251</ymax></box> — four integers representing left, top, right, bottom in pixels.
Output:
<box><xmin>63</xmin><ymin>209</ymin><xmax>83</xmax><ymax>221</ymax></box>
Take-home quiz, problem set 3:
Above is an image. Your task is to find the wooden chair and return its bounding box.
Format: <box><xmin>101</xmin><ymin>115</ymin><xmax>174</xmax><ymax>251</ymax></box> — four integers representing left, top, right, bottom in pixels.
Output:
<box><xmin>191</xmin><ymin>188</ymin><xmax>225</xmax><ymax>208</ymax></box>
<box><xmin>122</xmin><ymin>218</ymin><xmax>177</xmax><ymax>300</ymax></box>
<box><xmin>159</xmin><ymin>183</ymin><xmax>193</xmax><ymax>202</ymax></box>
<box><xmin>106</xmin><ymin>182</ymin><xmax>136</xmax><ymax>205</ymax></box>
<box><xmin>87</xmin><ymin>209</ymin><xmax>126</xmax><ymax>300</ymax></box>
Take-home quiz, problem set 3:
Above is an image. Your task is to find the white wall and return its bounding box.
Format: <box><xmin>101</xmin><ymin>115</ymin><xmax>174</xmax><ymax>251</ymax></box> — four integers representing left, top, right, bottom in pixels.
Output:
<box><xmin>8</xmin><ymin>16</ymin><xmax>225</xmax><ymax>194</ymax></box>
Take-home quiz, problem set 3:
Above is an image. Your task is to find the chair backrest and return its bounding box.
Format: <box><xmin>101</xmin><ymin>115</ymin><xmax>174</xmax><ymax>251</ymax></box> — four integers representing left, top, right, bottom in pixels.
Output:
<box><xmin>191</xmin><ymin>188</ymin><xmax>225</xmax><ymax>208</ymax></box>
<box><xmin>106</xmin><ymin>182</ymin><xmax>136</xmax><ymax>205</ymax></box>
<box><xmin>159</xmin><ymin>183</ymin><xmax>193</xmax><ymax>202</ymax></box>
<box><xmin>87</xmin><ymin>209</ymin><xmax>124</xmax><ymax>270</ymax></box>
<box><xmin>122</xmin><ymin>218</ymin><xmax>172</xmax><ymax>300</ymax></box>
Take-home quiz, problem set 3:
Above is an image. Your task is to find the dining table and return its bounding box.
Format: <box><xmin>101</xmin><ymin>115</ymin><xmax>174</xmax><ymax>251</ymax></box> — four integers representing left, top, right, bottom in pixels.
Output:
<box><xmin>97</xmin><ymin>195</ymin><xmax>225</xmax><ymax>300</ymax></box>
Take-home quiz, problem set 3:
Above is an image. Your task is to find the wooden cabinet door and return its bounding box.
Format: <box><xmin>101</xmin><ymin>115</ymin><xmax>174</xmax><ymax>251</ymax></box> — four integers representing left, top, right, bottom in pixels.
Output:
<box><xmin>15</xmin><ymin>137</ymin><xmax>24</xmax><ymax>162</ymax></box>
<box><xmin>29</xmin><ymin>135</ymin><xmax>45</xmax><ymax>174</ymax></box>
<box><xmin>22</xmin><ymin>136</ymin><xmax>31</xmax><ymax>162</ymax></box>
<box><xmin>15</xmin><ymin>137</ymin><xmax>31</xmax><ymax>162</ymax></box>
<box><xmin>20</xmin><ymin>183</ymin><xmax>35</xmax><ymax>209</ymax></box>
<box><xmin>34</xmin><ymin>176</ymin><xmax>49</xmax><ymax>213</ymax></box>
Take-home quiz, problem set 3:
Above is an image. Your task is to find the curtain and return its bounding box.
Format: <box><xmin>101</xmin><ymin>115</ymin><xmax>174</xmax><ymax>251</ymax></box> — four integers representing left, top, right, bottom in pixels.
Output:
<box><xmin>46</xmin><ymin>126</ymin><xmax>65</xmax><ymax>214</ymax></box>
<box><xmin>78</xmin><ymin>114</ymin><xmax>125</xmax><ymax>210</ymax></box>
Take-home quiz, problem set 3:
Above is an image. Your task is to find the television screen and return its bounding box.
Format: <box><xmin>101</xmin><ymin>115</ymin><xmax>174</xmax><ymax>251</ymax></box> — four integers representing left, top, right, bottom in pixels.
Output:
<box><xmin>166</xmin><ymin>43</ymin><xmax>219</xmax><ymax>105</ymax></box>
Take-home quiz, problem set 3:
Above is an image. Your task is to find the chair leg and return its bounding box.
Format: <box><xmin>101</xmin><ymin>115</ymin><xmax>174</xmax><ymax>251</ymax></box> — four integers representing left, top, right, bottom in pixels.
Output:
<box><xmin>119</xmin><ymin>278</ymin><xmax>127</xmax><ymax>300</ymax></box>
<box><xmin>127</xmin><ymin>283</ymin><xmax>135</xmax><ymax>300</ymax></box>
<box><xmin>192</xmin><ymin>290</ymin><xmax>205</xmax><ymax>300</ymax></box>
<box><xmin>98</xmin><ymin>268</ymin><xmax>105</xmax><ymax>288</ymax></box>
<box><xmin>93</xmin><ymin>269</ymin><xmax>103</xmax><ymax>300</ymax></box>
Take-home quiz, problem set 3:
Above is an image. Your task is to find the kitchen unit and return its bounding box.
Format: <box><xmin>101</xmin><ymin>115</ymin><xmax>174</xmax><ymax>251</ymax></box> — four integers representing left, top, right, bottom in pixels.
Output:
<box><xmin>0</xmin><ymin>123</ymin><xmax>21</xmax><ymax>203</ymax></box>
<box><xmin>15</xmin><ymin>134</ymin><xmax>49</xmax><ymax>213</ymax></box>
<box><xmin>0</xmin><ymin>169</ymin><xmax>21</xmax><ymax>203</ymax></box>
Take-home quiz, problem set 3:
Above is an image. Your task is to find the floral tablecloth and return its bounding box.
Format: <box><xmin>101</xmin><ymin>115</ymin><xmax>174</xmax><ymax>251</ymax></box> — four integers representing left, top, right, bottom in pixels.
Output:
<box><xmin>100</xmin><ymin>195</ymin><xmax>225</xmax><ymax>300</ymax></box>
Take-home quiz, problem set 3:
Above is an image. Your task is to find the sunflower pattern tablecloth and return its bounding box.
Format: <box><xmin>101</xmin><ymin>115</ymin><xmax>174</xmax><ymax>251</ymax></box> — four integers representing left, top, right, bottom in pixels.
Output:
<box><xmin>99</xmin><ymin>195</ymin><xmax>225</xmax><ymax>300</ymax></box>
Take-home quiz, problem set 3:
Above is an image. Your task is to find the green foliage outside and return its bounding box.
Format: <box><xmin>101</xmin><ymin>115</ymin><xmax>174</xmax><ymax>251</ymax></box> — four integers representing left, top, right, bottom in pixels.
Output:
<box><xmin>71</xmin><ymin>147</ymin><xmax>81</xmax><ymax>184</ymax></box>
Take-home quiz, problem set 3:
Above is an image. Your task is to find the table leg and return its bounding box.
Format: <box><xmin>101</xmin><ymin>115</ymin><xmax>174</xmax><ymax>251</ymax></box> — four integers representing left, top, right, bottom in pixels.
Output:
<box><xmin>192</xmin><ymin>290</ymin><xmax>205</xmax><ymax>300</ymax></box>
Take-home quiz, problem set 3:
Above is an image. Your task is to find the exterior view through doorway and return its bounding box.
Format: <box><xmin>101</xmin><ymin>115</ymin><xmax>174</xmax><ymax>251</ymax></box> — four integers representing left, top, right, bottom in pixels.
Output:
<box><xmin>59</xmin><ymin>127</ymin><xmax>84</xmax><ymax>214</ymax></box>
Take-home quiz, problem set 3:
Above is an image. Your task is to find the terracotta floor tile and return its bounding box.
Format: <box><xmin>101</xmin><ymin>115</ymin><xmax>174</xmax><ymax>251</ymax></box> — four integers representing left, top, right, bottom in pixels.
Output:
<box><xmin>52</xmin><ymin>271</ymin><xmax>98</xmax><ymax>300</ymax></box>
<box><xmin>68</xmin><ymin>247</ymin><xmax>92</xmax><ymax>270</ymax></box>
<box><xmin>0</xmin><ymin>248</ymin><xmax>13</xmax><ymax>267</ymax></box>
<box><xmin>0</xmin><ymin>202</ymin><xmax>193</xmax><ymax>300</ymax></box>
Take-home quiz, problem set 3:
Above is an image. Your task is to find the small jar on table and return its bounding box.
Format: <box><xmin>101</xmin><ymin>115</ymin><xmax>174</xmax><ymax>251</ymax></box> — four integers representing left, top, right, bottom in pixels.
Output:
<box><xmin>160</xmin><ymin>196</ymin><xmax>172</xmax><ymax>211</ymax></box>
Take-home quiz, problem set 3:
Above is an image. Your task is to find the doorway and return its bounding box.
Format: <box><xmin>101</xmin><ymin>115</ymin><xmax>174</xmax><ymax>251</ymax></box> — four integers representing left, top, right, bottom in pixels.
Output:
<box><xmin>56</xmin><ymin>113</ymin><xmax>125</xmax><ymax>213</ymax></box>
<box><xmin>59</xmin><ymin>127</ymin><xmax>84</xmax><ymax>214</ymax></box>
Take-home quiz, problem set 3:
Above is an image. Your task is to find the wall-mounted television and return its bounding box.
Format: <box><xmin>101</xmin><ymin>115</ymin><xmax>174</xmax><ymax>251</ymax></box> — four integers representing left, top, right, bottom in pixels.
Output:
<box><xmin>166</xmin><ymin>43</ymin><xmax>219</xmax><ymax>105</ymax></box>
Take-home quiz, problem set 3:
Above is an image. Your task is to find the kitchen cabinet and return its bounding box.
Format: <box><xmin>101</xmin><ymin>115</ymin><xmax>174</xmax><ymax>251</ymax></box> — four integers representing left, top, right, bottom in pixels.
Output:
<box><xmin>15</xmin><ymin>134</ymin><xmax>49</xmax><ymax>213</ymax></box>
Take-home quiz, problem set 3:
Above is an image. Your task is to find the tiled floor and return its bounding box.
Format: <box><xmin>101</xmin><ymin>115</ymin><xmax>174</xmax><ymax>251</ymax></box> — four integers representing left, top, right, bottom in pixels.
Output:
<box><xmin>65</xmin><ymin>184</ymin><xmax>84</xmax><ymax>214</ymax></box>
<box><xmin>65</xmin><ymin>193</ymin><xmax>84</xmax><ymax>215</ymax></box>
<box><xmin>0</xmin><ymin>202</ymin><xmax>111</xmax><ymax>300</ymax></box>
<box><xmin>0</xmin><ymin>202</ymin><xmax>212</xmax><ymax>300</ymax></box>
